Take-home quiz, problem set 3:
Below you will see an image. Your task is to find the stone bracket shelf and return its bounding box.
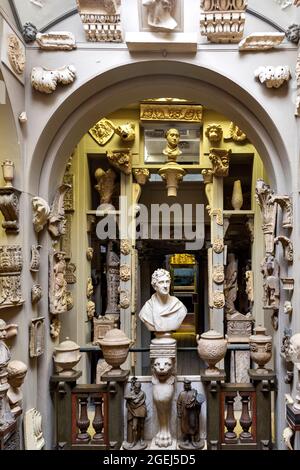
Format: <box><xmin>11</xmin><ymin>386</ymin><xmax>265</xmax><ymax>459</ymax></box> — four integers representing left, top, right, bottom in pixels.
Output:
<box><xmin>0</xmin><ymin>187</ymin><xmax>21</xmax><ymax>233</ymax></box>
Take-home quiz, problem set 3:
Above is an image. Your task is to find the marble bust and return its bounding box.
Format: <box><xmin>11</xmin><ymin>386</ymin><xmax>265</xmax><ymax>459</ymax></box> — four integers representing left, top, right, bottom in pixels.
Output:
<box><xmin>163</xmin><ymin>128</ymin><xmax>182</xmax><ymax>161</ymax></box>
<box><xmin>139</xmin><ymin>269</ymin><xmax>187</xmax><ymax>332</ymax></box>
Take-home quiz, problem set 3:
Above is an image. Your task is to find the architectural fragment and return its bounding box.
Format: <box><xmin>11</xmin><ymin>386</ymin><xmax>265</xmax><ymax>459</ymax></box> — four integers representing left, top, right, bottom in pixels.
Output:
<box><xmin>113</xmin><ymin>122</ymin><xmax>136</xmax><ymax>142</ymax></box>
<box><xmin>48</xmin><ymin>184</ymin><xmax>71</xmax><ymax>240</ymax></box>
<box><xmin>133</xmin><ymin>169</ymin><xmax>150</xmax><ymax>185</ymax></box>
<box><xmin>255</xmin><ymin>66</ymin><xmax>291</xmax><ymax>88</ymax></box>
<box><xmin>200</xmin><ymin>0</ymin><xmax>247</xmax><ymax>44</ymax></box>
<box><xmin>31</xmin><ymin>65</ymin><xmax>76</xmax><ymax>94</ymax></box>
<box><xmin>255</xmin><ymin>179</ymin><xmax>277</xmax><ymax>254</ymax></box>
<box><xmin>286</xmin><ymin>24</ymin><xmax>300</xmax><ymax>44</ymax></box>
<box><xmin>105</xmin><ymin>242</ymin><xmax>120</xmax><ymax>316</ymax></box>
<box><xmin>205</xmin><ymin>124</ymin><xmax>223</xmax><ymax>142</ymax></box>
<box><xmin>261</xmin><ymin>254</ymin><xmax>280</xmax><ymax>311</ymax></box>
<box><xmin>93</xmin><ymin>316</ymin><xmax>115</xmax><ymax>343</ymax></box>
<box><xmin>7</xmin><ymin>33</ymin><xmax>25</xmax><ymax>75</ymax></box>
<box><xmin>95</xmin><ymin>168</ymin><xmax>117</xmax><ymax>205</ymax></box>
<box><xmin>281</xmin><ymin>328</ymin><xmax>294</xmax><ymax>384</ymax></box>
<box><xmin>49</xmin><ymin>251</ymin><xmax>68</xmax><ymax>315</ymax></box>
<box><xmin>212</xmin><ymin>237</ymin><xmax>224</xmax><ymax>254</ymax></box>
<box><xmin>209</xmin><ymin>149</ymin><xmax>231</xmax><ymax>176</ymax></box>
<box><xmin>227</xmin><ymin>312</ymin><xmax>253</xmax><ymax>343</ymax></box>
<box><xmin>76</xmin><ymin>0</ymin><xmax>122</xmax><ymax>42</ymax></box>
<box><xmin>87</xmin><ymin>300</ymin><xmax>95</xmax><ymax>319</ymax></box>
<box><xmin>120</xmin><ymin>264</ymin><xmax>131</xmax><ymax>282</ymax></box>
<box><xmin>224</xmin><ymin>122</ymin><xmax>247</xmax><ymax>143</ymax></box>
<box><xmin>31</xmin><ymin>284</ymin><xmax>42</xmax><ymax>304</ymax></box>
<box><xmin>32</xmin><ymin>197</ymin><xmax>50</xmax><ymax>233</ymax></box>
<box><xmin>89</xmin><ymin>118</ymin><xmax>115</xmax><ymax>146</ymax></box>
<box><xmin>30</xmin><ymin>245</ymin><xmax>41</xmax><ymax>273</ymax></box>
<box><xmin>24</xmin><ymin>409</ymin><xmax>45</xmax><ymax>450</ymax></box>
<box><xmin>120</xmin><ymin>239</ymin><xmax>131</xmax><ymax>256</ymax></box>
<box><xmin>35</xmin><ymin>32</ymin><xmax>76</xmax><ymax>50</ymax></box>
<box><xmin>119</xmin><ymin>289</ymin><xmax>130</xmax><ymax>309</ymax></box>
<box><xmin>272</xmin><ymin>195</ymin><xmax>293</xmax><ymax>229</ymax></box>
<box><xmin>29</xmin><ymin>318</ymin><xmax>45</xmax><ymax>358</ymax></box>
<box><xmin>0</xmin><ymin>245</ymin><xmax>24</xmax><ymax>309</ymax></box>
<box><xmin>224</xmin><ymin>253</ymin><xmax>238</xmax><ymax>315</ymax></box>
<box><xmin>0</xmin><ymin>160</ymin><xmax>20</xmax><ymax>233</ymax></box>
<box><xmin>22</xmin><ymin>22</ymin><xmax>38</xmax><ymax>43</ymax></box>
<box><xmin>213</xmin><ymin>291</ymin><xmax>225</xmax><ymax>309</ymax></box>
<box><xmin>106</xmin><ymin>149</ymin><xmax>132</xmax><ymax>175</ymax></box>
<box><xmin>212</xmin><ymin>265</ymin><xmax>224</xmax><ymax>284</ymax></box>
<box><xmin>50</xmin><ymin>318</ymin><xmax>61</xmax><ymax>339</ymax></box>
<box><xmin>239</xmin><ymin>33</ymin><xmax>285</xmax><ymax>51</ymax></box>
<box><xmin>202</xmin><ymin>169</ymin><xmax>213</xmax><ymax>212</ymax></box>
<box><xmin>275</xmin><ymin>236</ymin><xmax>294</xmax><ymax>262</ymax></box>
<box><xmin>65</xmin><ymin>262</ymin><xmax>77</xmax><ymax>284</ymax></box>
<box><xmin>141</xmin><ymin>0</ymin><xmax>180</xmax><ymax>31</ymax></box>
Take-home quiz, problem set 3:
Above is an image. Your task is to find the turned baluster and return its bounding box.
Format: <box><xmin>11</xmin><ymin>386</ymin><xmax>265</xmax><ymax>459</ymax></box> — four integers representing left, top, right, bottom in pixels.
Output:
<box><xmin>239</xmin><ymin>392</ymin><xmax>253</xmax><ymax>441</ymax></box>
<box><xmin>92</xmin><ymin>396</ymin><xmax>104</xmax><ymax>442</ymax></box>
<box><xmin>76</xmin><ymin>396</ymin><xmax>90</xmax><ymax>442</ymax></box>
<box><xmin>224</xmin><ymin>392</ymin><xmax>238</xmax><ymax>443</ymax></box>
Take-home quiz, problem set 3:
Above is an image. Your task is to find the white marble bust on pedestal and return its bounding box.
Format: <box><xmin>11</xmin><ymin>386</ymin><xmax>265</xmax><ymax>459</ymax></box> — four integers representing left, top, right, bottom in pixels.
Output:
<box><xmin>139</xmin><ymin>268</ymin><xmax>187</xmax><ymax>332</ymax></box>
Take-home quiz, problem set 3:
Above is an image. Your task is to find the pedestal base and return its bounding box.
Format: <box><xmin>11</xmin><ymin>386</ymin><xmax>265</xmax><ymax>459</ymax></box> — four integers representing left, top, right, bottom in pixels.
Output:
<box><xmin>150</xmin><ymin>438</ymin><xmax>177</xmax><ymax>450</ymax></box>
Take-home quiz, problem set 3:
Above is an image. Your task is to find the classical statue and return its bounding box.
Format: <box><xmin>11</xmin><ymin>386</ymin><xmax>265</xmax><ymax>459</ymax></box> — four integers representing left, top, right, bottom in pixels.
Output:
<box><xmin>139</xmin><ymin>269</ymin><xmax>187</xmax><ymax>332</ymax></box>
<box><xmin>123</xmin><ymin>378</ymin><xmax>147</xmax><ymax>450</ymax></box>
<box><xmin>177</xmin><ymin>379</ymin><xmax>205</xmax><ymax>449</ymax></box>
<box><xmin>143</xmin><ymin>0</ymin><xmax>178</xmax><ymax>31</ymax></box>
<box><xmin>163</xmin><ymin>128</ymin><xmax>182</xmax><ymax>161</ymax></box>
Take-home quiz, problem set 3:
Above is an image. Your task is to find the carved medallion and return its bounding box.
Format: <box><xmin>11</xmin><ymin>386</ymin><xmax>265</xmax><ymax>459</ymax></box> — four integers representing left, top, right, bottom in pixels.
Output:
<box><xmin>120</xmin><ymin>264</ymin><xmax>131</xmax><ymax>282</ymax></box>
<box><xmin>120</xmin><ymin>239</ymin><xmax>131</xmax><ymax>256</ymax></box>
<box><xmin>119</xmin><ymin>289</ymin><xmax>130</xmax><ymax>309</ymax></box>
<box><xmin>213</xmin><ymin>291</ymin><xmax>225</xmax><ymax>309</ymax></box>
<box><xmin>212</xmin><ymin>237</ymin><xmax>224</xmax><ymax>254</ymax></box>
<box><xmin>89</xmin><ymin>118</ymin><xmax>114</xmax><ymax>146</ymax></box>
<box><xmin>7</xmin><ymin>34</ymin><xmax>25</xmax><ymax>75</ymax></box>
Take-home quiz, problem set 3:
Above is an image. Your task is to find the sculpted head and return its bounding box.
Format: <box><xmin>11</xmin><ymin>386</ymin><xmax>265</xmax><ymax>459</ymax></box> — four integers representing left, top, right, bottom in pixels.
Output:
<box><xmin>153</xmin><ymin>357</ymin><xmax>173</xmax><ymax>376</ymax></box>
<box><xmin>165</xmin><ymin>128</ymin><xmax>180</xmax><ymax>148</ymax></box>
<box><xmin>7</xmin><ymin>360</ymin><xmax>27</xmax><ymax>388</ymax></box>
<box><xmin>287</xmin><ymin>333</ymin><xmax>300</xmax><ymax>366</ymax></box>
<box><xmin>151</xmin><ymin>269</ymin><xmax>171</xmax><ymax>296</ymax></box>
<box><xmin>205</xmin><ymin>124</ymin><xmax>223</xmax><ymax>142</ymax></box>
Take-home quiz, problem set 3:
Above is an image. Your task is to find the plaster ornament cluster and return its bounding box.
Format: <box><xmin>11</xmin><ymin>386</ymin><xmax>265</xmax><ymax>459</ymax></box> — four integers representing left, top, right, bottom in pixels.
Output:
<box><xmin>76</xmin><ymin>0</ymin><xmax>122</xmax><ymax>42</ymax></box>
<box><xmin>285</xmin><ymin>24</ymin><xmax>300</xmax><ymax>44</ymax></box>
<box><xmin>36</xmin><ymin>32</ymin><xmax>76</xmax><ymax>50</ymax></box>
<box><xmin>284</xmin><ymin>301</ymin><xmax>293</xmax><ymax>315</ymax></box>
<box><xmin>0</xmin><ymin>245</ymin><xmax>24</xmax><ymax>309</ymax></box>
<box><xmin>31</xmin><ymin>65</ymin><xmax>77</xmax><ymax>94</ymax></box>
<box><xmin>296</xmin><ymin>53</ymin><xmax>300</xmax><ymax>117</ymax></box>
<box><xmin>66</xmin><ymin>262</ymin><xmax>77</xmax><ymax>284</ymax></box>
<box><xmin>95</xmin><ymin>167</ymin><xmax>117</xmax><ymax>205</ymax></box>
<box><xmin>107</xmin><ymin>149</ymin><xmax>132</xmax><ymax>175</ymax></box>
<box><xmin>205</xmin><ymin>124</ymin><xmax>223</xmax><ymax>142</ymax></box>
<box><xmin>239</xmin><ymin>33</ymin><xmax>285</xmax><ymax>51</ymax></box>
<box><xmin>32</xmin><ymin>197</ymin><xmax>50</xmax><ymax>233</ymax></box>
<box><xmin>224</xmin><ymin>122</ymin><xmax>247</xmax><ymax>143</ymax></box>
<box><xmin>7</xmin><ymin>34</ymin><xmax>25</xmax><ymax>75</ymax></box>
<box><xmin>142</xmin><ymin>0</ymin><xmax>178</xmax><ymax>31</ymax></box>
<box><xmin>254</xmin><ymin>65</ymin><xmax>291</xmax><ymax>89</ymax></box>
<box><xmin>22</xmin><ymin>22</ymin><xmax>38</xmax><ymax>43</ymax></box>
<box><xmin>200</xmin><ymin>0</ymin><xmax>247</xmax><ymax>43</ymax></box>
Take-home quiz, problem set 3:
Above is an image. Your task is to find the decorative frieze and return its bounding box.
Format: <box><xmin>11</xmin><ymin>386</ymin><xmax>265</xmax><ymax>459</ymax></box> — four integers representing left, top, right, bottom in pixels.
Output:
<box><xmin>31</xmin><ymin>65</ymin><xmax>76</xmax><ymax>94</ymax></box>
<box><xmin>49</xmin><ymin>251</ymin><xmax>68</xmax><ymax>315</ymax></box>
<box><xmin>140</xmin><ymin>104</ymin><xmax>203</xmax><ymax>122</ymax></box>
<box><xmin>239</xmin><ymin>33</ymin><xmax>285</xmax><ymax>51</ymax></box>
<box><xmin>254</xmin><ymin>65</ymin><xmax>291</xmax><ymax>88</ymax></box>
<box><xmin>48</xmin><ymin>184</ymin><xmax>71</xmax><ymax>240</ymax></box>
<box><xmin>106</xmin><ymin>149</ymin><xmax>132</xmax><ymax>175</ymax></box>
<box><xmin>205</xmin><ymin>124</ymin><xmax>223</xmax><ymax>142</ymax></box>
<box><xmin>32</xmin><ymin>197</ymin><xmax>50</xmax><ymax>233</ymax></box>
<box><xmin>255</xmin><ymin>179</ymin><xmax>277</xmax><ymax>254</ymax></box>
<box><xmin>200</xmin><ymin>0</ymin><xmax>247</xmax><ymax>44</ymax></box>
<box><xmin>275</xmin><ymin>236</ymin><xmax>293</xmax><ymax>262</ymax></box>
<box><xmin>0</xmin><ymin>245</ymin><xmax>24</xmax><ymax>309</ymax></box>
<box><xmin>29</xmin><ymin>317</ymin><xmax>45</xmax><ymax>358</ymax></box>
<box><xmin>30</xmin><ymin>245</ymin><xmax>41</xmax><ymax>273</ymax></box>
<box><xmin>35</xmin><ymin>32</ymin><xmax>76</xmax><ymax>50</ymax></box>
<box><xmin>76</xmin><ymin>0</ymin><xmax>122</xmax><ymax>42</ymax></box>
<box><xmin>209</xmin><ymin>149</ymin><xmax>231</xmax><ymax>177</ymax></box>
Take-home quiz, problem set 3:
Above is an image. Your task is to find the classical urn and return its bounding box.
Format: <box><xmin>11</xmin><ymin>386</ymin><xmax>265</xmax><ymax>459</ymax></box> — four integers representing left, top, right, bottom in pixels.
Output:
<box><xmin>249</xmin><ymin>325</ymin><xmax>272</xmax><ymax>374</ymax></box>
<box><xmin>53</xmin><ymin>337</ymin><xmax>82</xmax><ymax>376</ymax></box>
<box><xmin>196</xmin><ymin>330</ymin><xmax>228</xmax><ymax>375</ymax></box>
<box><xmin>98</xmin><ymin>328</ymin><xmax>132</xmax><ymax>376</ymax></box>
<box><xmin>1</xmin><ymin>160</ymin><xmax>14</xmax><ymax>187</ymax></box>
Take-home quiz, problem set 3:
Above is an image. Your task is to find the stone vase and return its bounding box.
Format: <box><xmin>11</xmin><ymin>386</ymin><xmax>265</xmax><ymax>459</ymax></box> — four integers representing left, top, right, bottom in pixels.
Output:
<box><xmin>231</xmin><ymin>179</ymin><xmax>243</xmax><ymax>210</ymax></box>
<box><xmin>98</xmin><ymin>328</ymin><xmax>131</xmax><ymax>375</ymax></box>
<box><xmin>196</xmin><ymin>330</ymin><xmax>228</xmax><ymax>375</ymax></box>
<box><xmin>1</xmin><ymin>160</ymin><xmax>14</xmax><ymax>187</ymax></box>
<box><xmin>249</xmin><ymin>326</ymin><xmax>272</xmax><ymax>374</ymax></box>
